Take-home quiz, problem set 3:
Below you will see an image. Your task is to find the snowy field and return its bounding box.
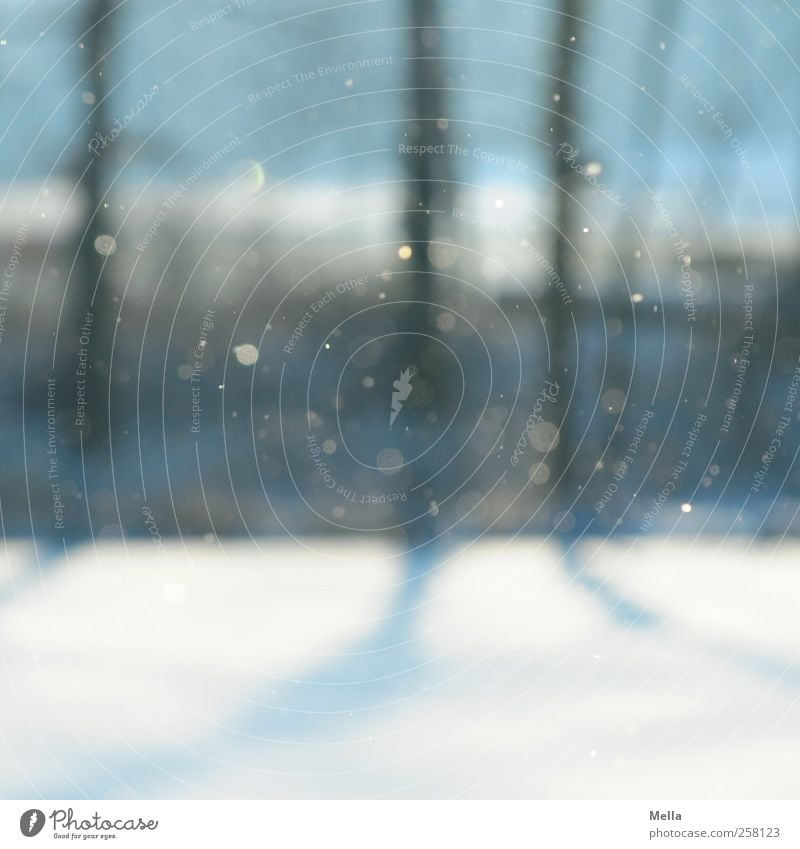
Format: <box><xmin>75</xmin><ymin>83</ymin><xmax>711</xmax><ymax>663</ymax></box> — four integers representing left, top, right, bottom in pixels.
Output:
<box><xmin>0</xmin><ymin>536</ymin><xmax>798</xmax><ymax>800</ymax></box>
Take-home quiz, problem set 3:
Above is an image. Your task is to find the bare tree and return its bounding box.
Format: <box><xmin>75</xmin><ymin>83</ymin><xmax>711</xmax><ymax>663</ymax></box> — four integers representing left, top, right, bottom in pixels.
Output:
<box><xmin>397</xmin><ymin>0</ymin><xmax>453</xmax><ymax>545</ymax></box>
<box><xmin>548</xmin><ymin>0</ymin><xmax>584</xmax><ymax>529</ymax></box>
<box><xmin>73</xmin><ymin>0</ymin><xmax>114</xmax><ymax>505</ymax></box>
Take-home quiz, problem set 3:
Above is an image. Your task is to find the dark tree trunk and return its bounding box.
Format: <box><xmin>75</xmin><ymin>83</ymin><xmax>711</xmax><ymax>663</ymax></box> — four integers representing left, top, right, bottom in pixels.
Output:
<box><xmin>548</xmin><ymin>0</ymin><xmax>584</xmax><ymax>531</ymax></box>
<box><xmin>396</xmin><ymin>0</ymin><xmax>452</xmax><ymax>546</ymax></box>
<box><xmin>78</xmin><ymin>1</ymin><xmax>113</xmax><ymax>459</ymax></box>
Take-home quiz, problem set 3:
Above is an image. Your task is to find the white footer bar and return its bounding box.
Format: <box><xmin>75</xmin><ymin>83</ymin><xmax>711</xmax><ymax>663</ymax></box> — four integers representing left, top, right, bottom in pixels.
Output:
<box><xmin>2</xmin><ymin>801</ymin><xmax>796</xmax><ymax>848</ymax></box>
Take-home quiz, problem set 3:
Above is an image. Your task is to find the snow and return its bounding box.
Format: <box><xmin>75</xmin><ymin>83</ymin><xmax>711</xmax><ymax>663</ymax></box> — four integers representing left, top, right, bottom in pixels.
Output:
<box><xmin>0</xmin><ymin>537</ymin><xmax>797</xmax><ymax>799</ymax></box>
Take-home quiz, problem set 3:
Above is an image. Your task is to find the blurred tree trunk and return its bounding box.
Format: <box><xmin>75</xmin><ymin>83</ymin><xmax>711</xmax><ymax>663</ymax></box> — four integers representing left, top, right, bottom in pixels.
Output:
<box><xmin>548</xmin><ymin>0</ymin><xmax>583</xmax><ymax>530</ymax></box>
<box><xmin>54</xmin><ymin>0</ymin><xmax>115</xmax><ymax>540</ymax></box>
<box><xmin>397</xmin><ymin>0</ymin><xmax>452</xmax><ymax>545</ymax></box>
<box><xmin>78</xmin><ymin>0</ymin><xmax>113</xmax><ymax>457</ymax></box>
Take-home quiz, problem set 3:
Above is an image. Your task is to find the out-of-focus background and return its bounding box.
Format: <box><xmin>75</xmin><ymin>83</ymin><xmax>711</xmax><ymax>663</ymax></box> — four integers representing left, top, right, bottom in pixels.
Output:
<box><xmin>0</xmin><ymin>0</ymin><xmax>799</xmax><ymax>799</ymax></box>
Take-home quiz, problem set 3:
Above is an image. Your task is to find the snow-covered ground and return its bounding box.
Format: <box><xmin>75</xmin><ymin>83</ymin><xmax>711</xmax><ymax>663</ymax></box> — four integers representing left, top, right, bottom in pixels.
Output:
<box><xmin>0</xmin><ymin>536</ymin><xmax>797</xmax><ymax>799</ymax></box>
